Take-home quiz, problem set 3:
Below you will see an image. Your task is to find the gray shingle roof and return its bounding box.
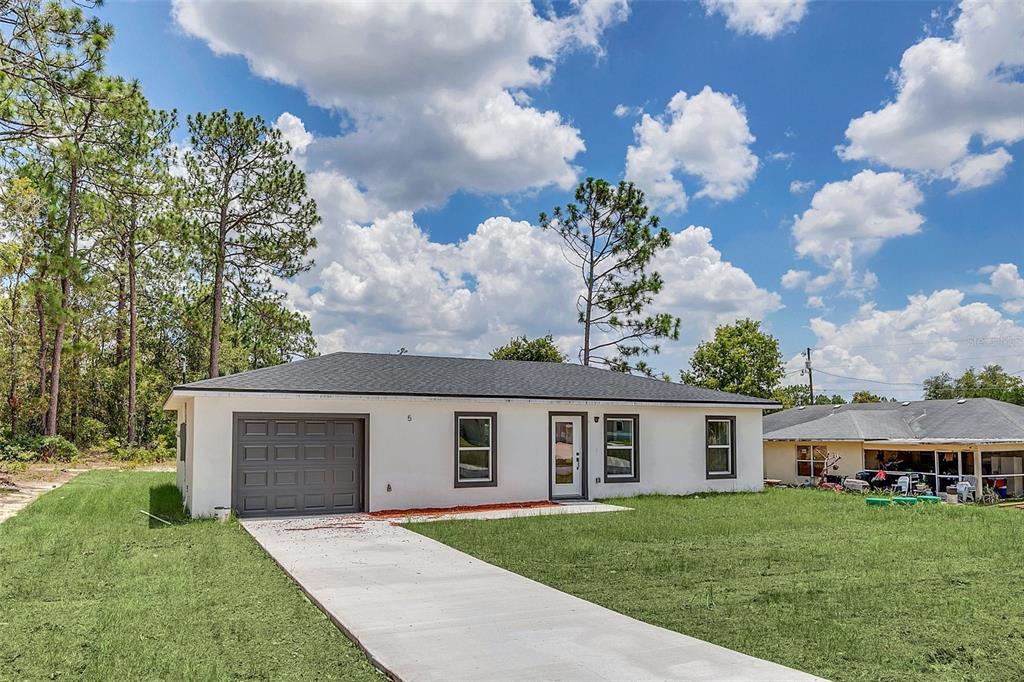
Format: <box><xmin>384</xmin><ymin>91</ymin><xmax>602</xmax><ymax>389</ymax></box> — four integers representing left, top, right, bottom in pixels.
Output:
<box><xmin>763</xmin><ymin>398</ymin><xmax>1024</xmax><ymax>442</ymax></box>
<box><xmin>174</xmin><ymin>352</ymin><xmax>777</xmax><ymax>405</ymax></box>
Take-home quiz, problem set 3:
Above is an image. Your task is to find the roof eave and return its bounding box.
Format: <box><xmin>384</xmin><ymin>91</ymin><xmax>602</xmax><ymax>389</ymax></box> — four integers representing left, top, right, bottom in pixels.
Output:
<box><xmin>169</xmin><ymin>386</ymin><xmax>780</xmax><ymax>408</ymax></box>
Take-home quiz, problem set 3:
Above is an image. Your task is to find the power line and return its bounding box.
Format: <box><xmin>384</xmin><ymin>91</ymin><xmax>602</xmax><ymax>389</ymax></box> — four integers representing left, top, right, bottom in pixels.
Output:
<box><xmin>796</xmin><ymin>353</ymin><xmax>1024</xmax><ymax>372</ymax></box>
<box><xmin>813</xmin><ymin>368</ymin><xmax>1024</xmax><ymax>389</ymax></box>
<box><xmin>811</xmin><ymin>335</ymin><xmax>1024</xmax><ymax>352</ymax></box>
<box><xmin>813</xmin><ymin>369</ymin><xmax>921</xmax><ymax>386</ymax></box>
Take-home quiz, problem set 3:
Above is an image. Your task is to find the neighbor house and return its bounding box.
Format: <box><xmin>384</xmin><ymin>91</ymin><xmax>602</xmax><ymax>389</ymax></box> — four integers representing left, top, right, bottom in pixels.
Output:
<box><xmin>763</xmin><ymin>398</ymin><xmax>1024</xmax><ymax>497</ymax></box>
<box><xmin>164</xmin><ymin>352</ymin><xmax>777</xmax><ymax>517</ymax></box>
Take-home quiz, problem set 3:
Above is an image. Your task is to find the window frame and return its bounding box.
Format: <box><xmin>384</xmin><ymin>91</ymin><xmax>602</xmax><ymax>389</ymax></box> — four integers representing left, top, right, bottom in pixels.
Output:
<box><xmin>603</xmin><ymin>413</ymin><xmax>640</xmax><ymax>483</ymax></box>
<box><xmin>453</xmin><ymin>412</ymin><xmax>498</xmax><ymax>488</ymax></box>
<box><xmin>796</xmin><ymin>444</ymin><xmax>827</xmax><ymax>478</ymax></box>
<box><xmin>705</xmin><ymin>416</ymin><xmax>737</xmax><ymax>480</ymax></box>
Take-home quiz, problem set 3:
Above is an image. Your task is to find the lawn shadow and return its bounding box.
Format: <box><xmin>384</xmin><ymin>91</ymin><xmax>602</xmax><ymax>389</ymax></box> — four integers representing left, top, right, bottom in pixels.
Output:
<box><xmin>147</xmin><ymin>482</ymin><xmax>191</xmax><ymax>528</ymax></box>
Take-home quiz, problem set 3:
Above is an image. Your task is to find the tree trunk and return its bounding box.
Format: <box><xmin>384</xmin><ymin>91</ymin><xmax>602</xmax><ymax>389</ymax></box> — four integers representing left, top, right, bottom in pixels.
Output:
<box><xmin>208</xmin><ymin>217</ymin><xmax>227</xmax><ymax>379</ymax></box>
<box><xmin>45</xmin><ymin>160</ymin><xmax>78</xmax><ymax>437</ymax></box>
<box><xmin>35</xmin><ymin>288</ymin><xmax>47</xmax><ymax>432</ymax></box>
<box><xmin>115</xmin><ymin>276</ymin><xmax>125</xmax><ymax>366</ymax></box>
<box><xmin>581</xmin><ymin>226</ymin><xmax>596</xmax><ymax>366</ymax></box>
<box><xmin>7</xmin><ymin>267</ymin><xmax>24</xmax><ymax>437</ymax></box>
<box><xmin>71</xmin><ymin>315</ymin><xmax>81</xmax><ymax>438</ymax></box>
<box><xmin>127</xmin><ymin>240</ymin><xmax>139</xmax><ymax>445</ymax></box>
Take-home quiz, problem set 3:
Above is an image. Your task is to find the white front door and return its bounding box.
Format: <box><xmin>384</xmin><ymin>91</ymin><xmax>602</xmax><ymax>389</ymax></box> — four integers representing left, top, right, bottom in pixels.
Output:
<box><xmin>551</xmin><ymin>415</ymin><xmax>583</xmax><ymax>498</ymax></box>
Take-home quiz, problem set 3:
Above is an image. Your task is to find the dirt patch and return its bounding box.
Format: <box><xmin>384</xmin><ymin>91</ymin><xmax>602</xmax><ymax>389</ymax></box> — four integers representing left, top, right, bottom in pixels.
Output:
<box><xmin>0</xmin><ymin>468</ymin><xmax>84</xmax><ymax>523</ymax></box>
<box><xmin>0</xmin><ymin>455</ymin><xmax>175</xmax><ymax>523</ymax></box>
<box><xmin>369</xmin><ymin>500</ymin><xmax>557</xmax><ymax>520</ymax></box>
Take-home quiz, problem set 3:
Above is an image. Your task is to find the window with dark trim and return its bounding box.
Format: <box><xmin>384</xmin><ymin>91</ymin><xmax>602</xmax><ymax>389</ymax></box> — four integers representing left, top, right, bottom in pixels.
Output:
<box><xmin>604</xmin><ymin>414</ymin><xmax>639</xmax><ymax>482</ymax></box>
<box><xmin>454</xmin><ymin>412</ymin><xmax>497</xmax><ymax>488</ymax></box>
<box><xmin>705</xmin><ymin>416</ymin><xmax>736</xmax><ymax>479</ymax></box>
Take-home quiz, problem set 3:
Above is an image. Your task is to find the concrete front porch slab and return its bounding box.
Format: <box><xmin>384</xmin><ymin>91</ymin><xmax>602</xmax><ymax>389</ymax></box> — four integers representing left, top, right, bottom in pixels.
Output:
<box><xmin>376</xmin><ymin>499</ymin><xmax>630</xmax><ymax>523</ymax></box>
<box><xmin>242</xmin><ymin>514</ymin><xmax>825</xmax><ymax>682</ymax></box>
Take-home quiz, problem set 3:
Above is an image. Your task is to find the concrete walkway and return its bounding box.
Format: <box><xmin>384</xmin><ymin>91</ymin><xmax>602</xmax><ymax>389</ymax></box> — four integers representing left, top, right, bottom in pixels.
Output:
<box><xmin>377</xmin><ymin>499</ymin><xmax>630</xmax><ymax>523</ymax></box>
<box><xmin>242</xmin><ymin>514</ymin><xmax>824</xmax><ymax>682</ymax></box>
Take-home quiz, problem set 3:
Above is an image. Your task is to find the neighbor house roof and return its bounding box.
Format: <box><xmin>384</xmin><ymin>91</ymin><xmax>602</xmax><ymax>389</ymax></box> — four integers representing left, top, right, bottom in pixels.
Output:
<box><xmin>172</xmin><ymin>351</ymin><xmax>777</xmax><ymax>406</ymax></box>
<box><xmin>763</xmin><ymin>398</ymin><xmax>1024</xmax><ymax>443</ymax></box>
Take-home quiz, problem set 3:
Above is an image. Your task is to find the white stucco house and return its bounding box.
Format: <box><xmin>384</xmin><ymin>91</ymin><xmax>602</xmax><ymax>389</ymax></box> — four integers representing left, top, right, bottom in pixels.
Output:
<box><xmin>164</xmin><ymin>352</ymin><xmax>778</xmax><ymax>518</ymax></box>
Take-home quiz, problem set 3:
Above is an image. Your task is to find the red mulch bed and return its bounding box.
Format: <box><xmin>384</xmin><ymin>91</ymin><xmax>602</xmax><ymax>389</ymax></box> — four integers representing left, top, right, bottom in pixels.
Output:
<box><xmin>369</xmin><ymin>500</ymin><xmax>557</xmax><ymax>519</ymax></box>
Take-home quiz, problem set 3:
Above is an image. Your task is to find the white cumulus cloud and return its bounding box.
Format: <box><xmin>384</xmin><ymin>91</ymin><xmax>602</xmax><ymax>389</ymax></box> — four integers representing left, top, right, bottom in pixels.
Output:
<box><xmin>173</xmin><ymin>0</ymin><xmax>628</xmax><ymax>213</ymax></box>
<box><xmin>625</xmin><ymin>86</ymin><xmax>759</xmax><ymax>213</ymax></box>
<box><xmin>785</xmin><ymin>170</ymin><xmax>924</xmax><ymax>296</ymax></box>
<box><xmin>979</xmin><ymin>263</ymin><xmax>1024</xmax><ymax>315</ymax></box>
<box><xmin>282</xmin><ymin>212</ymin><xmax>780</xmax><ymax>372</ymax></box>
<box><xmin>702</xmin><ymin>0</ymin><xmax>808</xmax><ymax>38</ymax></box>
<box><xmin>784</xmin><ymin>289</ymin><xmax>1024</xmax><ymax>398</ymax></box>
<box><xmin>838</xmin><ymin>0</ymin><xmax>1024</xmax><ymax>191</ymax></box>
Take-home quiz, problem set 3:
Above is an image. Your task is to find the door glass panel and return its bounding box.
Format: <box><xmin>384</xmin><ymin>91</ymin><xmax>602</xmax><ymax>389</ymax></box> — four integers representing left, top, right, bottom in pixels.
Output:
<box><xmin>555</xmin><ymin>421</ymin><xmax>573</xmax><ymax>484</ymax></box>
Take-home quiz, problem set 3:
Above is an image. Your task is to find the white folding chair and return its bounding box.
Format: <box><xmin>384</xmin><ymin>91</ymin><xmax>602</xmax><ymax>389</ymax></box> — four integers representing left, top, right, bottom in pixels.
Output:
<box><xmin>895</xmin><ymin>475</ymin><xmax>911</xmax><ymax>496</ymax></box>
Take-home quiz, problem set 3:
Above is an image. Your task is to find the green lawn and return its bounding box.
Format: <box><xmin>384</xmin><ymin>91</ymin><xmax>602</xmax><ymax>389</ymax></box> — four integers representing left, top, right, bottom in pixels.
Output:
<box><xmin>411</xmin><ymin>490</ymin><xmax>1024</xmax><ymax>682</ymax></box>
<box><xmin>0</xmin><ymin>471</ymin><xmax>380</xmax><ymax>681</ymax></box>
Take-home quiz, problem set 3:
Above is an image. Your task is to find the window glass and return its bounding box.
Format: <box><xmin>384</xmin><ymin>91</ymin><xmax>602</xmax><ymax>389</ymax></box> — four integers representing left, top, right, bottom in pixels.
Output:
<box><xmin>457</xmin><ymin>416</ymin><xmax>492</xmax><ymax>482</ymax></box>
<box><xmin>707</xmin><ymin>448</ymin><xmax>731</xmax><ymax>474</ymax></box>
<box><xmin>607</xmin><ymin>419</ymin><xmax>633</xmax><ymax>447</ymax></box>
<box><xmin>459</xmin><ymin>418</ymin><xmax>490</xmax><ymax>448</ymax></box>
<box><xmin>796</xmin><ymin>444</ymin><xmax>826</xmax><ymax>477</ymax></box>
<box><xmin>554</xmin><ymin>422</ymin><xmax>574</xmax><ymax>484</ymax></box>
<box><xmin>707</xmin><ymin>420</ymin><xmax>730</xmax><ymax>447</ymax></box>
<box><xmin>605</xmin><ymin>417</ymin><xmax>635</xmax><ymax>478</ymax></box>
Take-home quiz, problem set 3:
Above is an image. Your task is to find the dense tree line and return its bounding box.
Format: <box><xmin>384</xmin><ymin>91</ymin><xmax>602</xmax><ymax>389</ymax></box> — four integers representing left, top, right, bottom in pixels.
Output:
<box><xmin>1</xmin><ymin>1</ymin><xmax>318</xmax><ymax>457</ymax></box>
<box><xmin>923</xmin><ymin>366</ymin><xmax>1023</xmax><ymax>405</ymax></box>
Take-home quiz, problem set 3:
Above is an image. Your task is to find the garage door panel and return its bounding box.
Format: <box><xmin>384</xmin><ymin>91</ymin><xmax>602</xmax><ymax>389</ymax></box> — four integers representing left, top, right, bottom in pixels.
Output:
<box><xmin>304</xmin><ymin>421</ymin><xmax>328</xmax><ymax>436</ymax></box>
<box><xmin>242</xmin><ymin>496</ymin><xmax>267</xmax><ymax>513</ymax></box>
<box><xmin>273</xmin><ymin>445</ymin><xmax>298</xmax><ymax>461</ymax></box>
<box><xmin>303</xmin><ymin>445</ymin><xmax>328</xmax><ymax>460</ymax></box>
<box><xmin>273</xmin><ymin>420</ymin><xmax>299</xmax><ymax>436</ymax></box>
<box><xmin>234</xmin><ymin>415</ymin><xmax>363</xmax><ymax>517</ymax></box>
<box><xmin>243</xmin><ymin>471</ymin><xmax>268</xmax><ymax>487</ymax></box>
<box><xmin>335</xmin><ymin>444</ymin><xmax>357</xmax><ymax>461</ymax></box>
<box><xmin>242</xmin><ymin>420</ymin><xmax>268</xmax><ymax>437</ymax></box>
<box><xmin>304</xmin><ymin>493</ymin><xmax>327</xmax><ymax>509</ymax></box>
<box><xmin>304</xmin><ymin>469</ymin><xmax>327</xmax><ymax>485</ymax></box>
<box><xmin>274</xmin><ymin>470</ymin><xmax>298</xmax><ymax>486</ymax></box>
<box><xmin>332</xmin><ymin>493</ymin><xmax>355</xmax><ymax>507</ymax></box>
<box><xmin>242</xmin><ymin>445</ymin><xmax>269</xmax><ymax>462</ymax></box>
<box><xmin>274</xmin><ymin>495</ymin><xmax>298</xmax><ymax>511</ymax></box>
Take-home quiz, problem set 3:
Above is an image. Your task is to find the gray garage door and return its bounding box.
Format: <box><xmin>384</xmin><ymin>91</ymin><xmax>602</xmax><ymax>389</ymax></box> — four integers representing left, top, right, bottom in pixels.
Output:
<box><xmin>233</xmin><ymin>414</ymin><xmax>364</xmax><ymax>517</ymax></box>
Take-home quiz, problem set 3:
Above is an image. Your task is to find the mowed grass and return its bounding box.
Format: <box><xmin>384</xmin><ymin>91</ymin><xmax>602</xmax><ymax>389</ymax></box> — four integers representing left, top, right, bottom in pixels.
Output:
<box><xmin>0</xmin><ymin>471</ymin><xmax>380</xmax><ymax>681</ymax></box>
<box><xmin>410</xmin><ymin>490</ymin><xmax>1024</xmax><ymax>682</ymax></box>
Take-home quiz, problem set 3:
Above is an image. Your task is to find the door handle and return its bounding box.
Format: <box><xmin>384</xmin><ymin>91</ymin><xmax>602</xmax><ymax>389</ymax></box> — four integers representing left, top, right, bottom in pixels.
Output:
<box><xmin>575</xmin><ymin>453</ymin><xmax>580</xmax><ymax>470</ymax></box>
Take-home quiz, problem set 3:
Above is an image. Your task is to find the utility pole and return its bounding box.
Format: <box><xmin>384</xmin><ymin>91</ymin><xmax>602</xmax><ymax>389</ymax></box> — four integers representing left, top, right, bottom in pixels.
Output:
<box><xmin>805</xmin><ymin>347</ymin><xmax>814</xmax><ymax>404</ymax></box>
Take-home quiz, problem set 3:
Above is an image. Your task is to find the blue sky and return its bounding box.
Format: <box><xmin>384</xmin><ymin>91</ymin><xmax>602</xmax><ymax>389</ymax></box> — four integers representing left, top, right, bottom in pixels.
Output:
<box><xmin>97</xmin><ymin>0</ymin><xmax>1023</xmax><ymax>397</ymax></box>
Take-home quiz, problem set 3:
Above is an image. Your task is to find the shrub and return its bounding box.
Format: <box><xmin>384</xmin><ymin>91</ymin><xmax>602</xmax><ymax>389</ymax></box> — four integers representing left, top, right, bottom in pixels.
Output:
<box><xmin>39</xmin><ymin>435</ymin><xmax>80</xmax><ymax>462</ymax></box>
<box><xmin>0</xmin><ymin>435</ymin><xmax>43</xmax><ymax>462</ymax></box>
<box><xmin>0</xmin><ymin>440</ymin><xmax>34</xmax><ymax>462</ymax></box>
<box><xmin>76</xmin><ymin>417</ymin><xmax>108</xmax><ymax>448</ymax></box>
<box><xmin>106</xmin><ymin>435</ymin><xmax>175</xmax><ymax>467</ymax></box>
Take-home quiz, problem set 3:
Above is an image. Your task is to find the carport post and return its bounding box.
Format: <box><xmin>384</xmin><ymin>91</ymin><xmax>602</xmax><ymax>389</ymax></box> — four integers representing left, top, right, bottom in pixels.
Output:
<box><xmin>973</xmin><ymin>446</ymin><xmax>983</xmax><ymax>500</ymax></box>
